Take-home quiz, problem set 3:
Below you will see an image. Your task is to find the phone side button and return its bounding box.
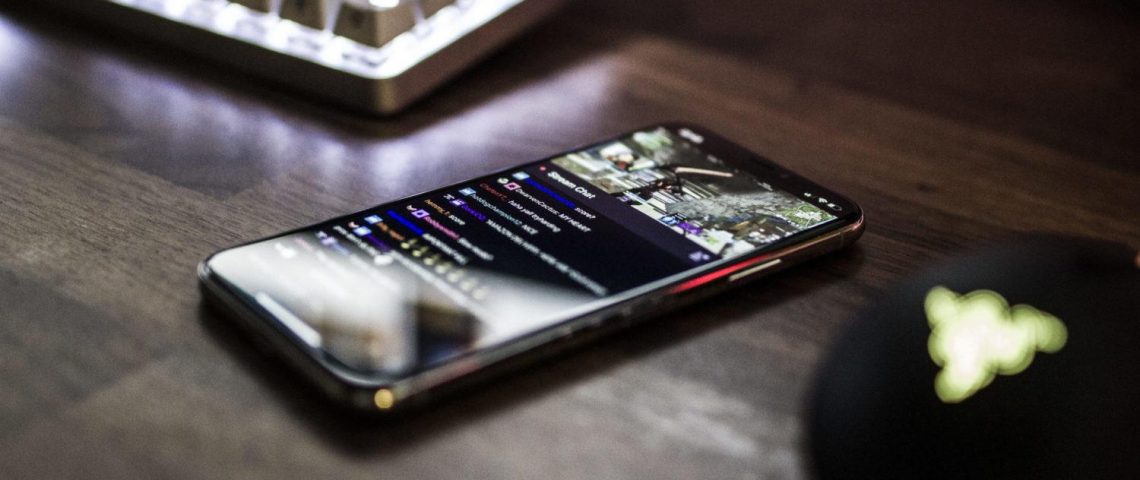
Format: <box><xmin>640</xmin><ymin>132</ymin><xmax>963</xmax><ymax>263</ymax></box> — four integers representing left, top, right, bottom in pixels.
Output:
<box><xmin>727</xmin><ymin>259</ymin><xmax>783</xmax><ymax>283</ymax></box>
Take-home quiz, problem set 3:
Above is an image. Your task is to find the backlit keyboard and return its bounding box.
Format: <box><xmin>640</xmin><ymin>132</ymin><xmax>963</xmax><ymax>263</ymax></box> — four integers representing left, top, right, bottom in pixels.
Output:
<box><xmin>41</xmin><ymin>0</ymin><xmax>564</xmax><ymax>113</ymax></box>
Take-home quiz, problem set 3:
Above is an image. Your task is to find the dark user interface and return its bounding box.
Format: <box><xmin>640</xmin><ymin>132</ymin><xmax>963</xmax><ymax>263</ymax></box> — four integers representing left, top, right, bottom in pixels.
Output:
<box><xmin>208</xmin><ymin>127</ymin><xmax>840</xmax><ymax>375</ymax></box>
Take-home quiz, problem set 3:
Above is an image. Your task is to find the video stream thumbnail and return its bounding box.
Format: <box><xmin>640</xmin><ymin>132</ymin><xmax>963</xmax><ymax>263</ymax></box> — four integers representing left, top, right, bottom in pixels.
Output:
<box><xmin>552</xmin><ymin>128</ymin><xmax>835</xmax><ymax>258</ymax></box>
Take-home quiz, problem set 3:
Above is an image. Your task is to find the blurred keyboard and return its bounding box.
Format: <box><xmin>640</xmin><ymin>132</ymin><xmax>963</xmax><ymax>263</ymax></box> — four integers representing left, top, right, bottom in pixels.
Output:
<box><xmin>41</xmin><ymin>0</ymin><xmax>563</xmax><ymax>113</ymax></box>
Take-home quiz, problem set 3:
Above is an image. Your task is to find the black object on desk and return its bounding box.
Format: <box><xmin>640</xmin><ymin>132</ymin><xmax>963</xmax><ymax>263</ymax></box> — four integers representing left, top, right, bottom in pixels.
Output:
<box><xmin>809</xmin><ymin>235</ymin><xmax>1140</xmax><ymax>479</ymax></box>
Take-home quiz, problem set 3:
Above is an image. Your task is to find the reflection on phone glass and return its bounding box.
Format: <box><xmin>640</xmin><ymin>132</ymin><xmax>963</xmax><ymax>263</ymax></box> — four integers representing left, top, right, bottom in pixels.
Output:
<box><xmin>208</xmin><ymin>127</ymin><xmax>841</xmax><ymax>375</ymax></box>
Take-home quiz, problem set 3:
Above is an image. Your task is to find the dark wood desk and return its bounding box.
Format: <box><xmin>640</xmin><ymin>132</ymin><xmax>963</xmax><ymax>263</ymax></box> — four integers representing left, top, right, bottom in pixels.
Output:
<box><xmin>1</xmin><ymin>1</ymin><xmax>1137</xmax><ymax>478</ymax></box>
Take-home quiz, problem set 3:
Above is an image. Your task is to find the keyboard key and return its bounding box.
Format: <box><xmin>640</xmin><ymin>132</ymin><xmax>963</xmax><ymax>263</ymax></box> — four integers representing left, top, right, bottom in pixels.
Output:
<box><xmin>231</xmin><ymin>0</ymin><xmax>277</xmax><ymax>13</ymax></box>
<box><xmin>419</xmin><ymin>0</ymin><xmax>455</xmax><ymax>18</ymax></box>
<box><xmin>182</xmin><ymin>0</ymin><xmax>228</xmax><ymax>25</ymax></box>
<box><xmin>334</xmin><ymin>0</ymin><xmax>417</xmax><ymax>48</ymax></box>
<box><xmin>279</xmin><ymin>0</ymin><xmax>334</xmax><ymax>30</ymax></box>
<box><xmin>42</xmin><ymin>0</ymin><xmax>565</xmax><ymax>113</ymax></box>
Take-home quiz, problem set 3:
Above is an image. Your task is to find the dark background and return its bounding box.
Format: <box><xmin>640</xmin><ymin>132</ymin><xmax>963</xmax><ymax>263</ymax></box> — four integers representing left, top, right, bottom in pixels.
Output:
<box><xmin>0</xmin><ymin>0</ymin><xmax>1137</xmax><ymax>478</ymax></box>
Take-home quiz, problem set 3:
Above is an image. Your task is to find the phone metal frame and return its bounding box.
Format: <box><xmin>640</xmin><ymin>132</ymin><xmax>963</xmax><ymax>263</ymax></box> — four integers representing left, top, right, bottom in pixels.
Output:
<box><xmin>199</xmin><ymin>122</ymin><xmax>866</xmax><ymax>413</ymax></box>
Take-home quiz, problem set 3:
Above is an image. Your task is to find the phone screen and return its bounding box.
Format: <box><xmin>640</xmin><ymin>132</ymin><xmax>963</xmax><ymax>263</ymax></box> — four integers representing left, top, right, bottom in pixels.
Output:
<box><xmin>207</xmin><ymin>126</ymin><xmax>851</xmax><ymax>377</ymax></box>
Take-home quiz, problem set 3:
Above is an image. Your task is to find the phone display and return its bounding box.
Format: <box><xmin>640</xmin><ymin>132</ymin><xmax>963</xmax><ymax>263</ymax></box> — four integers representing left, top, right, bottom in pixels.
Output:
<box><xmin>200</xmin><ymin>124</ymin><xmax>863</xmax><ymax>410</ymax></box>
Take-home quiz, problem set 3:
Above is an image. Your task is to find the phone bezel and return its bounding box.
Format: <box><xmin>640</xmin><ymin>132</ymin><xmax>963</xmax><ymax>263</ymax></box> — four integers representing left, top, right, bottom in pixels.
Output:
<box><xmin>198</xmin><ymin>122</ymin><xmax>865</xmax><ymax>411</ymax></box>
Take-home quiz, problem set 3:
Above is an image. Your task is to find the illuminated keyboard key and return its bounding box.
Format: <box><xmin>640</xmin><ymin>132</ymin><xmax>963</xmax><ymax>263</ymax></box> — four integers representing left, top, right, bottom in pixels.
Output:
<box><xmin>334</xmin><ymin>0</ymin><xmax>417</xmax><ymax>48</ymax></box>
<box><xmin>231</xmin><ymin>0</ymin><xmax>277</xmax><ymax>13</ymax></box>
<box><xmin>279</xmin><ymin>0</ymin><xmax>334</xmax><ymax>30</ymax></box>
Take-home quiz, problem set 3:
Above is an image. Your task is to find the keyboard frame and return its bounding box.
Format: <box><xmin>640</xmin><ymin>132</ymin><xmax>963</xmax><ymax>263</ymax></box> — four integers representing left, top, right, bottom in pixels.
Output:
<box><xmin>42</xmin><ymin>0</ymin><xmax>565</xmax><ymax>114</ymax></box>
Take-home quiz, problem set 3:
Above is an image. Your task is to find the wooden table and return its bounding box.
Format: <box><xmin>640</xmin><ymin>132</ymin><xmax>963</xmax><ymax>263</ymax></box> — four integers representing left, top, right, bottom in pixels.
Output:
<box><xmin>1</xmin><ymin>1</ymin><xmax>1137</xmax><ymax>478</ymax></box>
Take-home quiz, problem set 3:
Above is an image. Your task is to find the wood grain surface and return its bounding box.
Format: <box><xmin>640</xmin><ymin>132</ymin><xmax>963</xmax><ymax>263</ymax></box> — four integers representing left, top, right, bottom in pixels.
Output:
<box><xmin>1</xmin><ymin>0</ymin><xmax>1138</xmax><ymax>478</ymax></box>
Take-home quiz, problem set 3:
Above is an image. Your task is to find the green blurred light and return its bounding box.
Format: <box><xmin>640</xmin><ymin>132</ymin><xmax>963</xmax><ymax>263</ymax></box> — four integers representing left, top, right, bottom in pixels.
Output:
<box><xmin>924</xmin><ymin>286</ymin><xmax>1068</xmax><ymax>403</ymax></box>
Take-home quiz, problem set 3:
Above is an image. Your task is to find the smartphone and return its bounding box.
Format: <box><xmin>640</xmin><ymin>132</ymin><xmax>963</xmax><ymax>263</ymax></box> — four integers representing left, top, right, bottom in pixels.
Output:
<box><xmin>199</xmin><ymin>123</ymin><xmax>864</xmax><ymax>413</ymax></box>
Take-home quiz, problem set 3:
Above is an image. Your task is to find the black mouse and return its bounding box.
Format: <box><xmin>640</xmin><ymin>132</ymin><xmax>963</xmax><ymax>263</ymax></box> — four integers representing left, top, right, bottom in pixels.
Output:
<box><xmin>808</xmin><ymin>234</ymin><xmax>1140</xmax><ymax>479</ymax></box>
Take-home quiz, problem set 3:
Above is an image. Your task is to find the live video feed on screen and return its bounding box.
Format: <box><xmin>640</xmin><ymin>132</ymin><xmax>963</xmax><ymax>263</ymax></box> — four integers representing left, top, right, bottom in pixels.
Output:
<box><xmin>208</xmin><ymin>127</ymin><xmax>839</xmax><ymax>374</ymax></box>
